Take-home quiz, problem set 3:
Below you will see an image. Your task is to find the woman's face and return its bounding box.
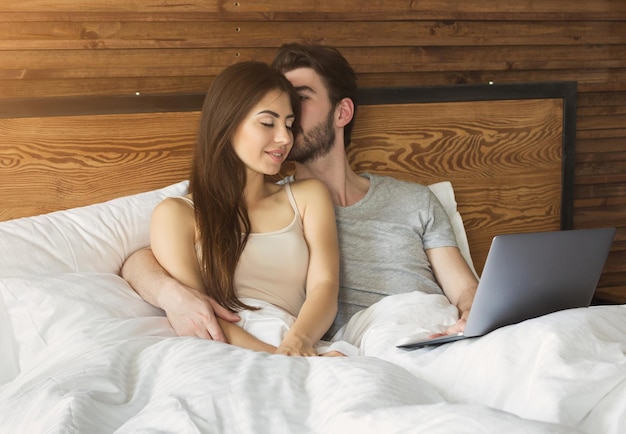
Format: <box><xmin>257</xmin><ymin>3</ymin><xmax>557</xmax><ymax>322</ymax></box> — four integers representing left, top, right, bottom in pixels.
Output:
<box><xmin>231</xmin><ymin>89</ymin><xmax>295</xmax><ymax>176</ymax></box>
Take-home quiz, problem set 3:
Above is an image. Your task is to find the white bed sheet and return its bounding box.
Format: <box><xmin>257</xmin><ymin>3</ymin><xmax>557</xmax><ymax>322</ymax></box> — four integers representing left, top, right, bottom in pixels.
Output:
<box><xmin>0</xmin><ymin>273</ymin><xmax>585</xmax><ymax>434</ymax></box>
<box><xmin>1</xmin><ymin>182</ymin><xmax>624</xmax><ymax>433</ymax></box>
<box><xmin>336</xmin><ymin>291</ymin><xmax>626</xmax><ymax>433</ymax></box>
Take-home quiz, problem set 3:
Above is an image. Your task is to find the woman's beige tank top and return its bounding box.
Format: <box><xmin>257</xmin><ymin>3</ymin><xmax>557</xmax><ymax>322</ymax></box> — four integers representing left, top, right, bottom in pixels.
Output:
<box><xmin>180</xmin><ymin>182</ymin><xmax>308</xmax><ymax>316</ymax></box>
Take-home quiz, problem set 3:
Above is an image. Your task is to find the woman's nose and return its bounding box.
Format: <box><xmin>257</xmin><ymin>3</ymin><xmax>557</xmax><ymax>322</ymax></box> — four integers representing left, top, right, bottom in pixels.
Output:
<box><xmin>275</xmin><ymin>125</ymin><xmax>292</xmax><ymax>144</ymax></box>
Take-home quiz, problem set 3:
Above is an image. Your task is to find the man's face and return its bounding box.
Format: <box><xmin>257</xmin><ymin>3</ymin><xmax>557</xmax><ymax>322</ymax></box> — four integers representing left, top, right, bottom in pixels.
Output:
<box><xmin>283</xmin><ymin>68</ymin><xmax>336</xmax><ymax>163</ymax></box>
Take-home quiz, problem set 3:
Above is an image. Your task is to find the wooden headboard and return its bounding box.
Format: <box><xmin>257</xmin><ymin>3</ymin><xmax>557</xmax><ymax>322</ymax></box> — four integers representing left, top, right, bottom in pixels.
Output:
<box><xmin>0</xmin><ymin>81</ymin><xmax>576</xmax><ymax>277</ymax></box>
<box><xmin>351</xmin><ymin>82</ymin><xmax>576</xmax><ymax>275</ymax></box>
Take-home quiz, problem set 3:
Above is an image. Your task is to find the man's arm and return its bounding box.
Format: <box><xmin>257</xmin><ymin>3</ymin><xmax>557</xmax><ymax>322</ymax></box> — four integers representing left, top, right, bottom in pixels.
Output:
<box><xmin>427</xmin><ymin>246</ymin><xmax>478</xmax><ymax>334</ymax></box>
<box><xmin>120</xmin><ymin>247</ymin><xmax>240</xmax><ymax>342</ymax></box>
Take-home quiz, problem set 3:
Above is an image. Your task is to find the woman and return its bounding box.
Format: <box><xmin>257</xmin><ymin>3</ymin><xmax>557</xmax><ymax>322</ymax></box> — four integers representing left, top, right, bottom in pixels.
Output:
<box><xmin>150</xmin><ymin>61</ymin><xmax>340</xmax><ymax>356</ymax></box>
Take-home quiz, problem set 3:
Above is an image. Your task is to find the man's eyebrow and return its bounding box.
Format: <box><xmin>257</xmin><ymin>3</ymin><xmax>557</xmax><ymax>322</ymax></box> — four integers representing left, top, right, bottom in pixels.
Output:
<box><xmin>294</xmin><ymin>85</ymin><xmax>315</xmax><ymax>94</ymax></box>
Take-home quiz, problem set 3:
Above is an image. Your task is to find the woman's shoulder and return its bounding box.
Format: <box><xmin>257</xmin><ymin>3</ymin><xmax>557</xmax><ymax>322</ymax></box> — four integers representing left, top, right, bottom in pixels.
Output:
<box><xmin>153</xmin><ymin>195</ymin><xmax>195</xmax><ymax>220</ymax></box>
<box><xmin>288</xmin><ymin>178</ymin><xmax>328</xmax><ymax>194</ymax></box>
<box><xmin>158</xmin><ymin>194</ymin><xmax>193</xmax><ymax>206</ymax></box>
<box><xmin>287</xmin><ymin>178</ymin><xmax>330</xmax><ymax>202</ymax></box>
<box><xmin>286</xmin><ymin>179</ymin><xmax>333</xmax><ymax>216</ymax></box>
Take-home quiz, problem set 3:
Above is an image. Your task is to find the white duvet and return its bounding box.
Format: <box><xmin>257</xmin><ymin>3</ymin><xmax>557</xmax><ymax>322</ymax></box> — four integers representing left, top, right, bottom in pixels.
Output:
<box><xmin>1</xmin><ymin>181</ymin><xmax>624</xmax><ymax>433</ymax></box>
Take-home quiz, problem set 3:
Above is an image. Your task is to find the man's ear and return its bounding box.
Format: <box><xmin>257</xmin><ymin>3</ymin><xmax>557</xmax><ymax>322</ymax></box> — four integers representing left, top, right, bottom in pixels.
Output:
<box><xmin>335</xmin><ymin>97</ymin><xmax>354</xmax><ymax>128</ymax></box>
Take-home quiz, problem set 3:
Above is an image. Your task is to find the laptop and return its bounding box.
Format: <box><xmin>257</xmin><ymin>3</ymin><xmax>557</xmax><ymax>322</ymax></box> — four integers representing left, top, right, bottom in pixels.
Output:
<box><xmin>396</xmin><ymin>227</ymin><xmax>616</xmax><ymax>350</ymax></box>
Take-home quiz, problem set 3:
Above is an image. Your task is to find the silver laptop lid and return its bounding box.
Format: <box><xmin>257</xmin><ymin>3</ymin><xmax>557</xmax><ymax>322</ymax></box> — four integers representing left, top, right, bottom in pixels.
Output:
<box><xmin>464</xmin><ymin>227</ymin><xmax>615</xmax><ymax>337</ymax></box>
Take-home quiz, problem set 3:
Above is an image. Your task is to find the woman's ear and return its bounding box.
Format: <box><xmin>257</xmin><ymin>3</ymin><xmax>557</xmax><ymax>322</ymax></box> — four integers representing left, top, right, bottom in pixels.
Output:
<box><xmin>335</xmin><ymin>97</ymin><xmax>354</xmax><ymax>128</ymax></box>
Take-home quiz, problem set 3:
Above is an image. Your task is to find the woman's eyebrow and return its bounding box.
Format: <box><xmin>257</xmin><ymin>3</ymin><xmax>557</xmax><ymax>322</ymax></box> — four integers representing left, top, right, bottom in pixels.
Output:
<box><xmin>256</xmin><ymin>110</ymin><xmax>295</xmax><ymax>119</ymax></box>
<box><xmin>256</xmin><ymin>109</ymin><xmax>280</xmax><ymax>117</ymax></box>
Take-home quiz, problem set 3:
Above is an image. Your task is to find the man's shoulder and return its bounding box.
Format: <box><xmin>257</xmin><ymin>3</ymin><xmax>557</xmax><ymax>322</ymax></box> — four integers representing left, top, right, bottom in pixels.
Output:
<box><xmin>367</xmin><ymin>173</ymin><xmax>430</xmax><ymax>195</ymax></box>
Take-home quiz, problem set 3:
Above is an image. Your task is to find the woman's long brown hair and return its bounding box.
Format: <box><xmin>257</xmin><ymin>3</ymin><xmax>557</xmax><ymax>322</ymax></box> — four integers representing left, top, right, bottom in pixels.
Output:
<box><xmin>190</xmin><ymin>61</ymin><xmax>301</xmax><ymax>312</ymax></box>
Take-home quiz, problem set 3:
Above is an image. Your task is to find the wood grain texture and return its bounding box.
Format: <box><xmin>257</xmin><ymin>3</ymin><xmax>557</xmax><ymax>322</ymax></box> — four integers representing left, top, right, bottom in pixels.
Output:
<box><xmin>0</xmin><ymin>0</ymin><xmax>623</xmax><ymax>300</ymax></box>
<box><xmin>0</xmin><ymin>91</ymin><xmax>566</xmax><ymax>283</ymax></box>
<box><xmin>349</xmin><ymin>99</ymin><xmax>563</xmax><ymax>275</ymax></box>
<box><xmin>0</xmin><ymin>111</ymin><xmax>199</xmax><ymax>220</ymax></box>
<box><xmin>1</xmin><ymin>1</ymin><xmax>624</xmax><ymax>19</ymax></box>
<box><xmin>2</xmin><ymin>20</ymin><xmax>624</xmax><ymax>50</ymax></box>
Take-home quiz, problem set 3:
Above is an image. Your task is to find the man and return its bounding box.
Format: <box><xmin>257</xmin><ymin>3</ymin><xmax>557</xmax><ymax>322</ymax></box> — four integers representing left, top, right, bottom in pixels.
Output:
<box><xmin>121</xmin><ymin>43</ymin><xmax>477</xmax><ymax>343</ymax></box>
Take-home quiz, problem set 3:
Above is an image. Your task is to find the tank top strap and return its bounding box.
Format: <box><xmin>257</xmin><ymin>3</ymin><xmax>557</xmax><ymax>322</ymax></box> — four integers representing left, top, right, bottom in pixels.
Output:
<box><xmin>177</xmin><ymin>196</ymin><xmax>194</xmax><ymax>208</ymax></box>
<box><xmin>177</xmin><ymin>190</ymin><xmax>300</xmax><ymax>225</ymax></box>
<box><xmin>284</xmin><ymin>182</ymin><xmax>302</xmax><ymax>222</ymax></box>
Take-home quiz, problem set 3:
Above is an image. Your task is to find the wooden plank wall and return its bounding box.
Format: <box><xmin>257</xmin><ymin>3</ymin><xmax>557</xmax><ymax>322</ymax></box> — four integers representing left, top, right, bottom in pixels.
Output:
<box><xmin>1</xmin><ymin>1</ymin><xmax>625</xmax><ymax>302</ymax></box>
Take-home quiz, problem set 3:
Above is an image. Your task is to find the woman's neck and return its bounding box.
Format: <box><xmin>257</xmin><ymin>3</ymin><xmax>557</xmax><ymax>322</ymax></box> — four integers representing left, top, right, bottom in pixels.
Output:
<box><xmin>244</xmin><ymin>171</ymin><xmax>276</xmax><ymax>204</ymax></box>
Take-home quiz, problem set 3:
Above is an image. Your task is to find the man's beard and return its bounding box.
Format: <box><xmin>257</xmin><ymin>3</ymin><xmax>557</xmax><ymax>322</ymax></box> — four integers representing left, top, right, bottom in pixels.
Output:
<box><xmin>287</xmin><ymin>110</ymin><xmax>335</xmax><ymax>164</ymax></box>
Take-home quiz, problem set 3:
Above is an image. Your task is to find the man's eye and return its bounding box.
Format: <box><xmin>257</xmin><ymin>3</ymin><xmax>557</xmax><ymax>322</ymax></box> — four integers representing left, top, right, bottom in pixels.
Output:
<box><xmin>299</xmin><ymin>95</ymin><xmax>308</xmax><ymax>101</ymax></box>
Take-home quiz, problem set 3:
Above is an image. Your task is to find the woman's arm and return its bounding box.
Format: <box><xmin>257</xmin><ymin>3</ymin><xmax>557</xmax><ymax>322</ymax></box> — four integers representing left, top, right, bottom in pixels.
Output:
<box><xmin>276</xmin><ymin>180</ymin><xmax>339</xmax><ymax>356</ymax></box>
<box><xmin>150</xmin><ymin>197</ymin><xmax>275</xmax><ymax>353</ymax></box>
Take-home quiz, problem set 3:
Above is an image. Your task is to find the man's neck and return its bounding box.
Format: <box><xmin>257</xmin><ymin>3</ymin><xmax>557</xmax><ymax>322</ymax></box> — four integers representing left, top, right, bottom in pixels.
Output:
<box><xmin>293</xmin><ymin>146</ymin><xmax>370</xmax><ymax>207</ymax></box>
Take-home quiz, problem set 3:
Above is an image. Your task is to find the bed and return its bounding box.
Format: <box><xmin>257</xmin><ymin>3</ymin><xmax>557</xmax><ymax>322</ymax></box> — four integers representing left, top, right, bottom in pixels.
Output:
<box><xmin>1</xmin><ymin>81</ymin><xmax>625</xmax><ymax>433</ymax></box>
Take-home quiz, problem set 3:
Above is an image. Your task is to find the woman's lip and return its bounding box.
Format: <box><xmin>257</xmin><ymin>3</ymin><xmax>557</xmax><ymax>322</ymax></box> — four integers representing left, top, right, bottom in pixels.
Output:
<box><xmin>266</xmin><ymin>151</ymin><xmax>284</xmax><ymax>163</ymax></box>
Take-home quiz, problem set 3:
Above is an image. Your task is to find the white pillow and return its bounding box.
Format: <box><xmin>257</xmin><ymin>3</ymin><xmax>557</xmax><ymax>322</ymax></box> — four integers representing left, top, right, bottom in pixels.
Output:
<box><xmin>0</xmin><ymin>181</ymin><xmax>189</xmax><ymax>277</ymax></box>
<box><xmin>428</xmin><ymin>181</ymin><xmax>477</xmax><ymax>277</ymax></box>
<box><xmin>0</xmin><ymin>178</ymin><xmax>472</xmax><ymax>277</ymax></box>
<box><xmin>0</xmin><ymin>272</ymin><xmax>168</xmax><ymax>384</ymax></box>
<box><xmin>0</xmin><ymin>182</ymin><xmax>186</xmax><ymax>383</ymax></box>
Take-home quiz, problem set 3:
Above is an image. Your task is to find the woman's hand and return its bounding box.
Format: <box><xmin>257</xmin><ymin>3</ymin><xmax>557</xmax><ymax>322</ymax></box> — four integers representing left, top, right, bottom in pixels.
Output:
<box><xmin>275</xmin><ymin>332</ymin><xmax>318</xmax><ymax>356</ymax></box>
<box><xmin>319</xmin><ymin>351</ymin><xmax>346</xmax><ymax>357</ymax></box>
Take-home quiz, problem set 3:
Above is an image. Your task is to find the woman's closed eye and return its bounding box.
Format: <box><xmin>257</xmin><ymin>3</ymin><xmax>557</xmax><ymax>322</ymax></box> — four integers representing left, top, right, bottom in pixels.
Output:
<box><xmin>261</xmin><ymin>121</ymin><xmax>294</xmax><ymax>132</ymax></box>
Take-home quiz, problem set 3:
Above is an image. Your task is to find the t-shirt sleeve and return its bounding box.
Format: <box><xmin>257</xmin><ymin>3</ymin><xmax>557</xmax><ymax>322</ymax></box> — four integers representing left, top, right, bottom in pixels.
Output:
<box><xmin>422</xmin><ymin>189</ymin><xmax>458</xmax><ymax>250</ymax></box>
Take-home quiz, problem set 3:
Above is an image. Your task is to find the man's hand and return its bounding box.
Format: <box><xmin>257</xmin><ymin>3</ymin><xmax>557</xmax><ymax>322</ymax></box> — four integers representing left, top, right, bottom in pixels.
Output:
<box><xmin>443</xmin><ymin>316</ymin><xmax>467</xmax><ymax>335</ymax></box>
<box><xmin>121</xmin><ymin>248</ymin><xmax>240</xmax><ymax>342</ymax></box>
<box><xmin>161</xmin><ymin>285</ymin><xmax>240</xmax><ymax>342</ymax></box>
<box><xmin>429</xmin><ymin>310</ymin><xmax>468</xmax><ymax>339</ymax></box>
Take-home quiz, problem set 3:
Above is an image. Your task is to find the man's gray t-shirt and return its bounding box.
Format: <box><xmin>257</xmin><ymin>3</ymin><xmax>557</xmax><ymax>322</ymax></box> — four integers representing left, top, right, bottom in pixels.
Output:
<box><xmin>330</xmin><ymin>173</ymin><xmax>457</xmax><ymax>336</ymax></box>
<box><xmin>282</xmin><ymin>173</ymin><xmax>457</xmax><ymax>337</ymax></box>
